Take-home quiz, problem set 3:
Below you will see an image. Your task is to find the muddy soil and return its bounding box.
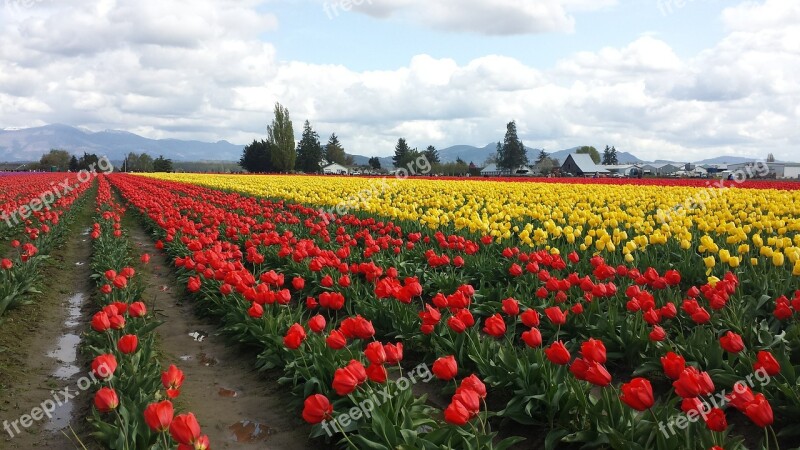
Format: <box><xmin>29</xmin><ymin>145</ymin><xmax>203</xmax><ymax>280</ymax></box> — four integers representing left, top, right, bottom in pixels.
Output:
<box><xmin>0</xmin><ymin>193</ymin><xmax>95</xmax><ymax>449</ymax></box>
<box><xmin>127</xmin><ymin>216</ymin><xmax>315</xmax><ymax>449</ymax></box>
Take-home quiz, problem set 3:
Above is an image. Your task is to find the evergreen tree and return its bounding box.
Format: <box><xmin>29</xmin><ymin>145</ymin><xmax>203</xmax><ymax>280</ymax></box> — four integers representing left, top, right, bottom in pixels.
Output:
<box><xmin>153</xmin><ymin>155</ymin><xmax>174</xmax><ymax>172</ymax></box>
<box><xmin>295</xmin><ymin>120</ymin><xmax>324</xmax><ymax>173</ymax></box>
<box><xmin>239</xmin><ymin>139</ymin><xmax>273</xmax><ymax>173</ymax></box>
<box><xmin>325</xmin><ymin>133</ymin><xmax>346</xmax><ymax>165</ymax></box>
<box><xmin>368</xmin><ymin>157</ymin><xmax>381</xmax><ymax>170</ymax></box>
<box><xmin>536</xmin><ymin>149</ymin><xmax>550</xmax><ymax>164</ymax></box>
<box><xmin>267</xmin><ymin>103</ymin><xmax>295</xmax><ymax>172</ymax></box>
<box><xmin>68</xmin><ymin>155</ymin><xmax>79</xmax><ymax>172</ymax></box>
<box><xmin>497</xmin><ymin>121</ymin><xmax>528</xmax><ymax>171</ymax></box>
<box><xmin>393</xmin><ymin>138</ymin><xmax>412</xmax><ymax>168</ymax></box>
<box><xmin>423</xmin><ymin>145</ymin><xmax>440</xmax><ymax>165</ymax></box>
<box><xmin>602</xmin><ymin>145</ymin><xmax>612</xmax><ymax>165</ymax></box>
<box><xmin>609</xmin><ymin>146</ymin><xmax>618</xmax><ymax>165</ymax></box>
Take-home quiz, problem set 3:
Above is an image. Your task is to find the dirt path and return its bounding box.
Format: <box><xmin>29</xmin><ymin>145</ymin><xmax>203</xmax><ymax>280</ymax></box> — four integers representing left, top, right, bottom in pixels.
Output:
<box><xmin>0</xmin><ymin>191</ymin><xmax>95</xmax><ymax>449</ymax></box>
<box><xmin>126</xmin><ymin>216</ymin><xmax>315</xmax><ymax>449</ymax></box>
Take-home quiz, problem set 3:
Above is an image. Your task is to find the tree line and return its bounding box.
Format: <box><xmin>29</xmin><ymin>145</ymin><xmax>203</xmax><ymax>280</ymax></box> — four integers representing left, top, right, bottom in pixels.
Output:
<box><xmin>33</xmin><ymin>149</ymin><xmax>173</xmax><ymax>172</ymax></box>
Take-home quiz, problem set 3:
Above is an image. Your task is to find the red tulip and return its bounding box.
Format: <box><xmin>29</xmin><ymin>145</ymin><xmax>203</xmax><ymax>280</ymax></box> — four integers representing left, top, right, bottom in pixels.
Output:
<box><xmin>521</xmin><ymin>308</ymin><xmax>540</xmax><ymax>327</ymax></box>
<box><xmin>620</xmin><ymin>378</ymin><xmax>654</xmax><ymax>411</ymax></box>
<box><xmin>93</xmin><ymin>387</ymin><xmax>119</xmax><ymax>413</ymax></box>
<box><xmin>140</xmin><ymin>253</ymin><xmax>151</xmax><ymax>264</ymax></box>
<box><xmin>248</xmin><ymin>302</ymin><xmax>263</xmax><ymax>318</ymax></box>
<box><xmin>719</xmin><ymin>331</ymin><xmax>745</xmax><ymax>353</ymax></box>
<box><xmin>302</xmin><ymin>394</ymin><xmax>333</xmax><ymax>424</ymax></box>
<box><xmin>117</xmin><ymin>334</ymin><xmax>139</xmax><ymax>354</ymax></box>
<box><xmin>283</xmin><ymin>323</ymin><xmax>307</xmax><ymax>349</ymax></box>
<box><xmin>544</xmin><ymin>306</ymin><xmax>567</xmax><ymax>325</ymax></box>
<box><xmin>726</xmin><ymin>383</ymin><xmax>756</xmax><ymax>412</ymax></box>
<box><xmin>580</xmin><ymin>338</ymin><xmax>607</xmax><ymax>364</ymax></box>
<box><xmin>447</xmin><ymin>316</ymin><xmax>466</xmax><ymax>333</ymax></box>
<box><xmin>460</xmin><ymin>375</ymin><xmax>487</xmax><ymax>399</ymax></box>
<box><xmin>92</xmin><ymin>354</ymin><xmax>117</xmax><ymax>379</ymax></box>
<box><xmin>332</xmin><ymin>360</ymin><xmax>366</xmax><ymax>395</ymax></box>
<box><xmin>113</xmin><ymin>275</ymin><xmax>128</xmax><ymax>289</ymax></box>
<box><xmin>704</xmin><ymin>408</ymin><xmax>728</xmax><ymax>432</ymax></box>
<box><xmin>109</xmin><ymin>314</ymin><xmax>125</xmax><ymax>330</ymax></box>
<box><xmin>169</xmin><ymin>413</ymin><xmax>201</xmax><ymax>445</ymax></box>
<box><xmin>91</xmin><ymin>311</ymin><xmax>111</xmax><ymax>332</ymax></box>
<box><xmin>508</xmin><ymin>263</ymin><xmax>523</xmax><ymax>276</ymax></box>
<box><xmin>326</xmin><ymin>330</ymin><xmax>347</xmax><ymax>349</ymax></box>
<box><xmin>584</xmin><ymin>360</ymin><xmax>612</xmax><ymax>386</ymax></box>
<box><xmin>744</xmin><ymin>394</ymin><xmax>773</xmax><ymax>427</ymax></box>
<box><xmin>521</xmin><ymin>328</ymin><xmax>542</xmax><ymax>348</ymax></box>
<box><xmin>482</xmin><ymin>314</ymin><xmax>506</xmax><ymax>338</ymax></box>
<box><xmin>383</xmin><ymin>342</ymin><xmax>403</xmax><ymax>364</ymax></box>
<box><xmin>432</xmin><ymin>355</ymin><xmax>458</xmax><ymax>380</ymax></box>
<box><xmin>501</xmin><ymin>298</ymin><xmax>520</xmax><ymax>316</ymax></box>
<box><xmin>661</xmin><ymin>352</ymin><xmax>686</xmax><ymax>379</ymax></box>
<box><xmin>673</xmin><ymin>367</ymin><xmax>714</xmax><ymax>398</ymax></box>
<box><xmin>144</xmin><ymin>400</ymin><xmax>174</xmax><ymax>432</ymax></box>
<box><xmin>162</xmin><ymin>365</ymin><xmax>185</xmax><ymax>398</ymax></box>
<box><xmin>545</xmin><ymin>341</ymin><xmax>571</xmax><ymax>365</ymax></box>
<box><xmin>0</xmin><ymin>259</ymin><xmax>12</xmax><ymax>270</ymax></box>
<box><xmin>570</xmin><ymin>357</ymin><xmax>590</xmax><ymax>380</ymax></box>
<box><xmin>292</xmin><ymin>276</ymin><xmax>305</xmax><ymax>290</ymax></box>
<box><xmin>649</xmin><ymin>326</ymin><xmax>666</xmax><ymax>341</ymax></box>
<box><xmin>753</xmin><ymin>350</ymin><xmax>780</xmax><ymax>376</ymax></box>
<box><xmin>364</xmin><ymin>341</ymin><xmax>387</xmax><ymax>365</ymax></box>
<box><xmin>128</xmin><ymin>302</ymin><xmax>147</xmax><ymax>317</ymax></box>
<box><xmin>444</xmin><ymin>398</ymin><xmax>471</xmax><ymax>425</ymax></box>
<box><xmin>308</xmin><ymin>314</ymin><xmax>326</xmax><ymax>333</ymax></box>
<box><xmin>365</xmin><ymin>363</ymin><xmax>388</xmax><ymax>383</ymax></box>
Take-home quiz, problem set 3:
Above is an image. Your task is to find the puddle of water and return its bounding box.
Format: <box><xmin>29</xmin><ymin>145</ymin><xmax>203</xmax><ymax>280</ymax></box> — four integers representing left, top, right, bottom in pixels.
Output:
<box><xmin>188</xmin><ymin>331</ymin><xmax>208</xmax><ymax>342</ymax></box>
<box><xmin>197</xmin><ymin>352</ymin><xmax>218</xmax><ymax>367</ymax></box>
<box><xmin>179</xmin><ymin>355</ymin><xmax>193</xmax><ymax>361</ymax></box>
<box><xmin>218</xmin><ymin>387</ymin><xmax>238</xmax><ymax>398</ymax></box>
<box><xmin>44</xmin><ymin>293</ymin><xmax>87</xmax><ymax>432</ymax></box>
<box><xmin>80</xmin><ymin>228</ymin><xmax>91</xmax><ymax>236</ymax></box>
<box><xmin>43</xmin><ymin>402</ymin><xmax>75</xmax><ymax>432</ymax></box>
<box><xmin>229</xmin><ymin>420</ymin><xmax>275</xmax><ymax>443</ymax></box>
<box><xmin>159</xmin><ymin>285</ymin><xmax>170</xmax><ymax>292</ymax></box>
<box><xmin>48</xmin><ymin>334</ymin><xmax>81</xmax><ymax>379</ymax></box>
<box><xmin>74</xmin><ymin>262</ymin><xmax>85</xmax><ymax>266</ymax></box>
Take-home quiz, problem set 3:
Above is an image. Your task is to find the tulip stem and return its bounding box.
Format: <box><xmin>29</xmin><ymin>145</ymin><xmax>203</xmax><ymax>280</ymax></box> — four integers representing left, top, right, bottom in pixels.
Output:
<box><xmin>771</xmin><ymin>426</ymin><xmax>780</xmax><ymax>450</ymax></box>
<box><xmin>334</xmin><ymin>417</ymin><xmax>357</xmax><ymax>449</ymax></box>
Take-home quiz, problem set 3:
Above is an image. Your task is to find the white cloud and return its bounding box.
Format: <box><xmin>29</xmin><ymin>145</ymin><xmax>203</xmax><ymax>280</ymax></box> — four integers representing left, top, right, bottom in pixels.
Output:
<box><xmin>333</xmin><ymin>0</ymin><xmax>617</xmax><ymax>35</ymax></box>
<box><xmin>0</xmin><ymin>0</ymin><xmax>798</xmax><ymax>162</ymax></box>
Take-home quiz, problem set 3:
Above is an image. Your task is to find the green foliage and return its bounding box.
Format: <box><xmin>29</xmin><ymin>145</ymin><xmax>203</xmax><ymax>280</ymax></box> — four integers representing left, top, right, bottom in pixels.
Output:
<box><xmin>577</xmin><ymin>146</ymin><xmax>601</xmax><ymax>164</ymax></box>
<box><xmin>602</xmin><ymin>145</ymin><xmax>619</xmax><ymax>165</ymax></box>
<box><xmin>295</xmin><ymin>120</ymin><xmax>324</xmax><ymax>173</ymax></box>
<box><xmin>368</xmin><ymin>157</ymin><xmax>381</xmax><ymax>170</ymax></box>
<box><xmin>496</xmin><ymin>121</ymin><xmax>528</xmax><ymax>170</ymax></box>
<box><xmin>325</xmin><ymin>133</ymin><xmax>347</xmax><ymax>165</ymax></box>
<box><xmin>40</xmin><ymin>149</ymin><xmax>71</xmax><ymax>171</ymax></box>
<box><xmin>423</xmin><ymin>145</ymin><xmax>440</xmax><ymax>165</ymax></box>
<box><xmin>268</xmin><ymin>102</ymin><xmax>296</xmax><ymax>172</ymax></box>
<box><xmin>239</xmin><ymin>139</ymin><xmax>273</xmax><ymax>173</ymax></box>
<box><xmin>152</xmin><ymin>155</ymin><xmax>173</xmax><ymax>173</ymax></box>
<box><xmin>392</xmin><ymin>138</ymin><xmax>421</xmax><ymax>169</ymax></box>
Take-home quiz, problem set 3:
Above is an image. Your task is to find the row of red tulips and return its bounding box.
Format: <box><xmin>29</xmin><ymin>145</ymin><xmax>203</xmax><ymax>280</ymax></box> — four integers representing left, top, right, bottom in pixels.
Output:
<box><xmin>106</xmin><ymin>174</ymin><xmax>800</xmax><ymax>449</ymax></box>
<box><xmin>1</xmin><ymin>173</ymin><xmax>94</xmax><ymax>318</ymax></box>
<box><xmin>83</xmin><ymin>176</ymin><xmax>209</xmax><ymax>450</ymax></box>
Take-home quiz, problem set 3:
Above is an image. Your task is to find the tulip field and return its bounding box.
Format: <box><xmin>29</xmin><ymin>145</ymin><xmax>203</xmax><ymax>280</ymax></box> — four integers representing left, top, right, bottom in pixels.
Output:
<box><xmin>2</xmin><ymin>172</ymin><xmax>800</xmax><ymax>449</ymax></box>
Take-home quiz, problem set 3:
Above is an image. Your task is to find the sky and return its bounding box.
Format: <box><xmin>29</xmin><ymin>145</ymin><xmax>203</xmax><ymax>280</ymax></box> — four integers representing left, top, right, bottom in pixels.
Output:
<box><xmin>0</xmin><ymin>0</ymin><xmax>798</xmax><ymax>161</ymax></box>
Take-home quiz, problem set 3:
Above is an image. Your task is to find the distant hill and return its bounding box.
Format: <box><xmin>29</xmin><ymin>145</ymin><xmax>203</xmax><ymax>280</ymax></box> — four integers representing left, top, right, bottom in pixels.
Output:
<box><xmin>0</xmin><ymin>124</ymin><xmax>243</xmax><ymax>162</ymax></box>
<box><xmin>2</xmin><ymin>124</ymin><xmax>761</xmax><ymax>169</ymax></box>
<box><xmin>693</xmin><ymin>156</ymin><xmax>758</xmax><ymax>165</ymax></box>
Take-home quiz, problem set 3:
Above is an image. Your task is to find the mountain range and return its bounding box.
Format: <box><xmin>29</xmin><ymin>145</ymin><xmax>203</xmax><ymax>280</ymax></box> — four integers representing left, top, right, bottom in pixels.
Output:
<box><xmin>0</xmin><ymin>124</ymin><xmax>761</xmax><ymax>167</ymax></box>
